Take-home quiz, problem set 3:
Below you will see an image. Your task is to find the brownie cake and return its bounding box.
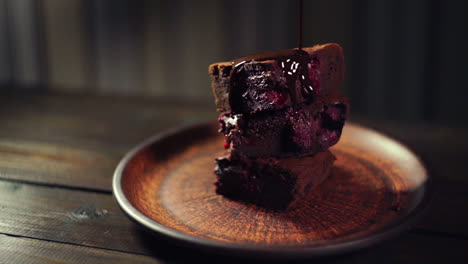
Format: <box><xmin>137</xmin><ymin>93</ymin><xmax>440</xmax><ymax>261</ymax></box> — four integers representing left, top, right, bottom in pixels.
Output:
<box><xmin>209</xmin><ymin>43</ymin><xmax>345</xmax><ymax>114</ymax></box>
<box><xmin>215</xmin><ymin>150</ymin><xmax>336</xmax><ymax>210</ymax></box>
<box><xmin>220</xmin><ymin>93</ymin><xmax>348</xmax><ymax>158</ymax></box>
<box><xmin>209</xmin><ymin>43</ymin><xmax>348</xmax><ymax>210</ymax></box>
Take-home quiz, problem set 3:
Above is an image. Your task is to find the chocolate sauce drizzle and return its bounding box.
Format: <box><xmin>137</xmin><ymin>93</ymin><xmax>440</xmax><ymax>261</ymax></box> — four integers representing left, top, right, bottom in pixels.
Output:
<box><xmin>230</xmin><ymin>49</ymin><xmax>316</xmax><ymax>106</ymax></box>
<box><xmin>228</xmin><ymin>0</ymin><xmax>315</xmax><ymax>109</ymax></box>
<box><xmin>276</xmin><ymin>50</ymin><xmax>313</xmax><ymax>104</ymax></box>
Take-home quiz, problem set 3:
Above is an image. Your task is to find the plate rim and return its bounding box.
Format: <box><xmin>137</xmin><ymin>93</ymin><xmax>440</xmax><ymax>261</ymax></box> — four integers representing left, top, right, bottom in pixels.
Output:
<box><xmin>112</xmin><ymin>121</ymin><xmax>433</xmax><ymax>259</ymax></box>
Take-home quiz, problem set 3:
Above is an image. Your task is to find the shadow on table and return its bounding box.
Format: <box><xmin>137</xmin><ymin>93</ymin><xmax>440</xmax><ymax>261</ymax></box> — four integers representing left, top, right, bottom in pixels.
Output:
<box><xmin>133</xmin><ymin>225</ymin><xmax>385</xmax><ymax>264</ymax></box>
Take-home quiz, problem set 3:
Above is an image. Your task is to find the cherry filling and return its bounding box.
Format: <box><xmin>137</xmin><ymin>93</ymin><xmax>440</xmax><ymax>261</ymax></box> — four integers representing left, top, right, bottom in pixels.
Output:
<box><xmin>308</xmin><ymin>57</ymin><xmax>321</xmax><ymax>92</ymax></box>
<box><xmin>302</xmin><ymin>57</ymin><xmax>320</xmax><ymax>98</ymax></box>
<box><xmin>276</xmin><ymin>51</ymin><xmax>321</xmax><ymax>104</ymax></box>
<box><xmin>219</xmin><ymin>116</ymin><xmax>231</xmax><ymax>149</ymax></box>
<box><xmin>322</xmin><ymin>103</ymin><xmax>346</xmax><ymax>128</ymax></box>
<box><xmin>228</xmin><ymin>49</ymin><xmax>326</xmax><ymax>113</ymax></box>
<box><xmin>266</xmin><ymin>89</ymin><xmax>287</xmax><ymax>106</ymax></box>
<box><xmin>319</xmin><ymin>103</ymin><xmax>347</xmax><ymax>145</ymax></box>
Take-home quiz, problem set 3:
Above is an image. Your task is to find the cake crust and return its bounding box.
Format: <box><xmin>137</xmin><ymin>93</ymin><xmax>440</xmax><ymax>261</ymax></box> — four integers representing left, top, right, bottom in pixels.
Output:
<box><xmin>215</xmin><ymin>150</ymin><xmax>336</xmax><ymax>210</ymax></box>
<box><xmin>219</xmin><ymin>92</ymin><xmax>348</xmax><ymax>158</ymax></box>
<box><xmin>209</xmin><ymin>43</ymin><xmax>345</xmax><ymax>114</ymax></box>
<box><xmin>209</xmin><ymin>43</ymin><xmax>348</xmax><ymax>210</ymax></box>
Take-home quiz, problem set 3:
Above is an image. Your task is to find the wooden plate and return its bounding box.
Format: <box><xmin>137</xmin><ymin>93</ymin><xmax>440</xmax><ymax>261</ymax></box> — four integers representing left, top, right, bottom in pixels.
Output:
<box><xmin>113</xmin><ymin>122</ymin><xmax>431</xmax><ymax>258</ymax></box>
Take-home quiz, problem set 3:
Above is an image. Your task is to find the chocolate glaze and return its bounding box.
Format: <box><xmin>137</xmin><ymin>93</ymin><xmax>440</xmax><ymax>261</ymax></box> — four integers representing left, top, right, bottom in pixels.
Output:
<box><xmin>229</xmin><ymin>49</ymin><xmax>317</xmax><ymax>107</ymax></box>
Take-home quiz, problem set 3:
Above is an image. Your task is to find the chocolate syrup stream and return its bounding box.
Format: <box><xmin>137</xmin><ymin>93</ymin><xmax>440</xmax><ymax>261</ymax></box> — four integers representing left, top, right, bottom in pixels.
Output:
<box><xmin>298</xmin><ymin>0</ymin><xmax>303</xmax><ymax>50</ymax></box>
<box><xmin>228</xmin><ymin>1</ymin><xmax>315</xmax><ymax>110</ymax></box>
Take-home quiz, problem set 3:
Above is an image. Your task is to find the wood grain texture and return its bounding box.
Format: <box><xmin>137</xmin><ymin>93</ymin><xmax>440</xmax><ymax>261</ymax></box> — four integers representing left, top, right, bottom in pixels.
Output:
<box><xmin>0</xmin><ymin>91</ymin><xmax>467</xmax><ymax>237</ymax></box>
<box><xmin>0</xmin><ymin>173</ymin><xmax>457</xmax><ymax>261</ymax></box>
<box><xmin>0</xmin><ymin>162</ymin><xmax>461</xmax><ymax>261</ymax></box>
<box><xmin>0</xmin><ymin>234</ymin><xmax>161</xmax><ymax>264</ymax></box>
<box><xmin>136</xmin><ymin>232</ymin><xmax>468</xmax><ymax>264</ymax></box>
<box><xmin>120</xmin><ymin>122</ymin><xmax>428</xmax><ymax>247</ymax></box>
<box><xmin>0</xmin><ymin>91</ymin><xmax>215</xmax><ymax>190</ymax></box>
<box><xmin>354</xmin><ymin>117</ymin><xmax>468</xmax><ymax>236</ymax></box>
<box><xmin>0</xmin><ymin>180</ymin><xmax>148</xmax><ymax>254</ymax></box>
<box><xmin>0</xmin><ymin>92</ymin><xmax>466</xmax><ymax>261</ymax></box>
<box><xmin>0</xmin><ymin>138</ymin><xmax>116</xmax><ymax>191</ymax></box>
<box><xmin>0</xmin><ymin>232</ymin><xmax>466</xmax><ymax>264</ymax></box>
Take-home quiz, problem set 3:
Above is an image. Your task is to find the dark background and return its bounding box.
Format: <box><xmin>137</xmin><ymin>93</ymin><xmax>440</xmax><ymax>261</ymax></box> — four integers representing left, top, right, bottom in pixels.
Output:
<box><xmin>0</xmin><ymin>1</ymin><xmax>467</xmax><ymax>262</ymax></box>
<box><xmin>0</xmin><ymin>0</ymin><xmax>467</xmax><ymax>123</ymax></box>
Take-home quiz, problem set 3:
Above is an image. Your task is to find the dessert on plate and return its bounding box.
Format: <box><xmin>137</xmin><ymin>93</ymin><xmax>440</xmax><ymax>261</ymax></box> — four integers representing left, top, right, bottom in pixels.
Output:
<box><xmin>215</xmin><ymin>150</ymin><xmax>336</xmax><ymax>210</ymax></box>
<box><xmin>219</xmin><ymin>92</ymin><xmax>347</xmax><ymax>158</ymax></box>
<box><xmin>209</xmin><ymin>43</ymin><xmax>348</xmax><ymax>210</ymax></box>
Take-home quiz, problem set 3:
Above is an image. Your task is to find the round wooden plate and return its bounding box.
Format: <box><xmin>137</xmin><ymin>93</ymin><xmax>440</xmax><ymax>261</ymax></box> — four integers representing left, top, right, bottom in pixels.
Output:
<box><xmin>113</xmin><ymin>122</ymin><xmax>431</xmax><ymax>258</ymax></box>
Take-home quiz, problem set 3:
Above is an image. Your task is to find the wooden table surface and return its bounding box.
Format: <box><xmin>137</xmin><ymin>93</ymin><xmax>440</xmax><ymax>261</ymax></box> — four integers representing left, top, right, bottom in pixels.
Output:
<box><xmin>0</xmin><ymin>90</ymin><xmax>467</xmax><ymax>263</ymax></box>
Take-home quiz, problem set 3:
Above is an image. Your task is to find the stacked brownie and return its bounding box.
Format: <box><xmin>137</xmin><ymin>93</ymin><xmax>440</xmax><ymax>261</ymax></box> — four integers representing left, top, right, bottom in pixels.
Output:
<box><xmin>209</xmin><ymin>43</ymin><xmax>348</xmax><ymax>210</ymax></box>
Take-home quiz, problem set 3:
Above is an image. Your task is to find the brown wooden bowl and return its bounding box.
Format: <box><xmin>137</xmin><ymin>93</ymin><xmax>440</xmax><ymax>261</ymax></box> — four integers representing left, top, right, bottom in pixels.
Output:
<box><xmin>113</xmin><ymin>121</ymin><xmax>431</xmax><ymax>258</ymax></box>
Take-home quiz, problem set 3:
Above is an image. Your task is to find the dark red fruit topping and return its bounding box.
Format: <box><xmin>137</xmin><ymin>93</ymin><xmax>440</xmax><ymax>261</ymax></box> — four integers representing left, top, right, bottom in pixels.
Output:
<box><xmin>304</xmin><ymin>62</ymin><xmax>320</xmax><ymax>97</ymax></box>
<box><xmin>223</xmin><ymin>135</ymin><xmax>231</xmax><ymax>149</ymax></box>
<box><xmin>309</xmin><ymin>56</ymin><xmax>320</xmax><ymax>68</ymax></box>
<box><xmin>266</xmin><ymin>90</ymin><xmax>287</xmax><ymax>106</ymax></box>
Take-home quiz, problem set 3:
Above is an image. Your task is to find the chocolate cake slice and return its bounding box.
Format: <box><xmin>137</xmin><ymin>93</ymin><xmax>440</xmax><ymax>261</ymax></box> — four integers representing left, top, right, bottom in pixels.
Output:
<box><xmin>215</xmin><ymin>150</ymin><xmax>336</xmax><ymax>210</ymax></box>
<box><xmin>209</xmin><ymin>43</ymin><xmax>345</xmax><ymax>114</ymax></box>
<box><xmin>220</xmin><ymin>93</ymin><xmax>348</xmax><ymax>158</ymax></box>
<box><xmin>209</xmin><ymin>43</ymin><xmax>348</xmax><ymax>210</ymax></box>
